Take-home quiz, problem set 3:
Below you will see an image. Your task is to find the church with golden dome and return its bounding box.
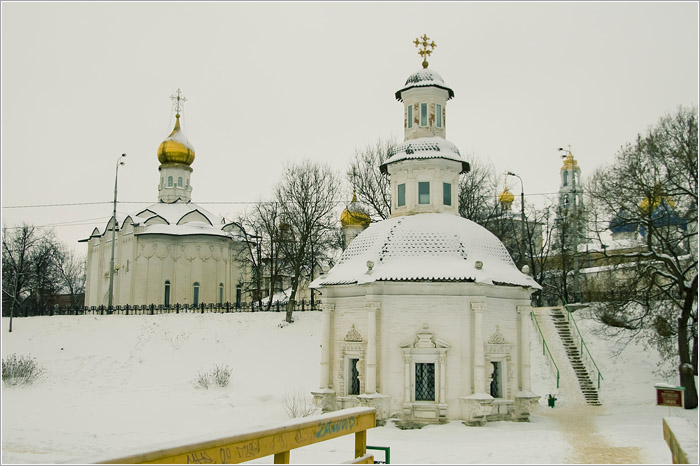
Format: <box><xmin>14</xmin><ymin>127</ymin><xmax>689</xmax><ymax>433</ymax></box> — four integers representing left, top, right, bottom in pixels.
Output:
<box><xmin>82</xmin><ymin>90</ymin><xmax>250</xmax><ymax>309</ymax></box>
<box><xmin>311</xmin><ymin>36</ymin><xmax>541</xmax><ymax>426</ymax></box>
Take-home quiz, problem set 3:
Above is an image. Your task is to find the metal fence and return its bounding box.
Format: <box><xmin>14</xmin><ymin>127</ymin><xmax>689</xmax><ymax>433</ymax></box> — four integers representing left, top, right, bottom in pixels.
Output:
<box><xmin>5</xmin><ymin>299</ymin><xmax>322</xmax><ymax>317</ymax></box>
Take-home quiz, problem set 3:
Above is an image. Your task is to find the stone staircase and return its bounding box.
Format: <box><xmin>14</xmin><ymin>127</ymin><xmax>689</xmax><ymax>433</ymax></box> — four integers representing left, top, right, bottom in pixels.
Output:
<box><xmin>551</xmin><ymin>307</ymin><xmax>602</xmax><ymax>406</ymax></box>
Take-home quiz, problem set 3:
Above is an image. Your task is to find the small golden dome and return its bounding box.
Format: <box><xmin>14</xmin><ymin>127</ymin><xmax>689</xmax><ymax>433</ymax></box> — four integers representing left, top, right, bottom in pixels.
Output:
<box><xmin>498</xmin><ymin>188</ymin><xmax>515</xmax><ymax>205</ymax></box>
<box><xmin>640</xmin><ymin>190</ymin><xmax>675</xmax><ymax>213</ymax></box>
<box><xmin>341</xmin><ymin>193</ymin><xmax>371</xmax><ymax>228</ymax></box>
<box><xmin>561</xmin><ymin>153</ymin><xmax>579</xmax><ymax>171</ymax></box>
<box><xmin>157</xmin><ymin>114</ymin><xmax>195</xmax><ymax>165</ymax></box>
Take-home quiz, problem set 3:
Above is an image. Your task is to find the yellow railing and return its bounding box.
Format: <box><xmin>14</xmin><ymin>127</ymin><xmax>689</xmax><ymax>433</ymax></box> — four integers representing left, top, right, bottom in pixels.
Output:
<box><xmin>94</xmin><ymin>407</ymin><xmax>376</xmax><ymax>464</ymax></box>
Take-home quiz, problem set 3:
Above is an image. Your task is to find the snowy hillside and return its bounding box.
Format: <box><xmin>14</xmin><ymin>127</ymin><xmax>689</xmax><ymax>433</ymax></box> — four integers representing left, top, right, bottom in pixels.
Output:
<box><xmin>1</xmin><ymin>310</ymin><xmax>696</xmax><ymax>464</ymax></box>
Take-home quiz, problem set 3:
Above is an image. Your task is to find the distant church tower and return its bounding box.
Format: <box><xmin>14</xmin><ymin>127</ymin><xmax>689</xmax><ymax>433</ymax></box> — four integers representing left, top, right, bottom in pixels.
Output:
<box><xmin>157</xmin><ymin>89</ymin><xmax>195</xmax><ymax>203</ymax></box>
<box><xmin>558</xmin><ymin>147</ymin><xmax>583</xmax><ymax>218</ymax></box>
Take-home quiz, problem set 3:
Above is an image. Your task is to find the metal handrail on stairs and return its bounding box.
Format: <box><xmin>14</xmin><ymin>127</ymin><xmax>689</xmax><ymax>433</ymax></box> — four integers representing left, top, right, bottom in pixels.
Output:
<box><xmin>530</xmin><ymin>311</ymin><xmax>560</xmax><ymax>389</ymax></box>
<box><xmin>561</xmin><ymin>299</ymin><xmax>604</xmax><ymax>390</ymax></box>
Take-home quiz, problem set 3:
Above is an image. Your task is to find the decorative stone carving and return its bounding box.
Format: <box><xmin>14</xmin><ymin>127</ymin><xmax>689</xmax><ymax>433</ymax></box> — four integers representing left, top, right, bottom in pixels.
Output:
<box><xmin>488</xmin><ymin>325</ymin><xmax>506</xmax><ymax>344</ymax></box>
<box><xmin>345</xmin><ymin>324</ymin><xmax>363</xmax><ymax>342</ymax></box>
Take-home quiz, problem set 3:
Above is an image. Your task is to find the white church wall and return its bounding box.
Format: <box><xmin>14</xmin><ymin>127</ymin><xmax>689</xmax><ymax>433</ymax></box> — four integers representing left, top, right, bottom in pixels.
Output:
<box><xmin>322</xmin><ymin>282</ymin><xmax>534</xmax><ymax>421</ymax></box>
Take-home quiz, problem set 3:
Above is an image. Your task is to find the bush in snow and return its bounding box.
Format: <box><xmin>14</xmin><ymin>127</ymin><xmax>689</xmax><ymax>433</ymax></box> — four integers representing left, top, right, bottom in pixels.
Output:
<box><xmin>192</xmin><ymin>364</ymin><xmax>232</xmax><ymax>389</ymax></box>
<box><xmin>2</xmin><ymin>354</ymin><xmax>44</xmax><ymax>387</ymax></box>
<box><xmin>284</xmin><ymin>388</ymin><xmax>319</xmax><ymax>419</ymax></box>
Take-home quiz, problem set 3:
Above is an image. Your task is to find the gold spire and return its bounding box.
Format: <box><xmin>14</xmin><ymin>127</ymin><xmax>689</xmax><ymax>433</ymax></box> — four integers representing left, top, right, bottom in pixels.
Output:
<box><xmin>157</xmin><ymin>89</ymin><xmax>195</xmax><ymax>166</ymax></box>
<box><xmin>170</xmin><ymin>88</ymin><xmax>187</xmax><ymax>116</ymax></box>
<box><xmin>414</xmin><ymin>34</ymin><xmax>436</xmax><ymax>69</ymax></box>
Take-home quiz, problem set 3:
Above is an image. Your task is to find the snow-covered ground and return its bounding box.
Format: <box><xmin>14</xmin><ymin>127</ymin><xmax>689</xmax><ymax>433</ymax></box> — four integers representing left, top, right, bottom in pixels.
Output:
<box><xmin>1</xmin><ymin>310</ymin><xmax>697</xmax><ymax>464</ymax></box>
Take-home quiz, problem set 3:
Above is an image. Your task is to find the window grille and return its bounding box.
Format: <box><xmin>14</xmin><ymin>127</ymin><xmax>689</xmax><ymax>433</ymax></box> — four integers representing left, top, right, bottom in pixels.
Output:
<box><xmin>415</xmin><ymin>363</ymin><xmax>435</xmax><ymax>401</ymax></box>
<box><xmin>349</xmin><ymin>359</ymin><xmax>360</xmax><ymax>395</ymax></box>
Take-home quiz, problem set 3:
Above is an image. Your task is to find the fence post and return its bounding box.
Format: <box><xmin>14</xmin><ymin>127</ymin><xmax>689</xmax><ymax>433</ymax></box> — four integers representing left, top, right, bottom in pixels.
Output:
<box><xmin>226</xmin><ymin>301</ymin><xmax>230</xmax><ymax>313</ymax></box>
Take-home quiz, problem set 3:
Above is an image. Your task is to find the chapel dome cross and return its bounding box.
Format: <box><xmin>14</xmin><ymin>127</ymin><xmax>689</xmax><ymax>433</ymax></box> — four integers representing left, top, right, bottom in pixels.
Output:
<box><xmin>414</xmin><ymin>34</ymin><xmax>437</xmax><ymax>69</ymax></box>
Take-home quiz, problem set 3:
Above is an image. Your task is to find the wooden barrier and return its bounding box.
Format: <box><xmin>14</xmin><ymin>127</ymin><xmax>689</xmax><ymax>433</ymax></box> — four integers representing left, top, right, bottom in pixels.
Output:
<box><xmin>663</xmin><ymin>417</ymin><xmax>698</xmax><ymax>464</ymax></box>
<box><xmin>96</xmin><ymin>407</ymin><xmax>376</xmax><ymax>464</ymax></box>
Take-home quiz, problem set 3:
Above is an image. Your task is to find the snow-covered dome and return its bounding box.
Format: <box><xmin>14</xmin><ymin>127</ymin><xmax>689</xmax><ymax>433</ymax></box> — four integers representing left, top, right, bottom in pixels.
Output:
<box><xmin>312</xmin><ymin>213</ymin><xmax>540</xmax><ymax>288</ymax></box>
<box><xmin>395</xmin><ymin>68</ymin><xmax>455</xmax><ymax>101</ymax></box>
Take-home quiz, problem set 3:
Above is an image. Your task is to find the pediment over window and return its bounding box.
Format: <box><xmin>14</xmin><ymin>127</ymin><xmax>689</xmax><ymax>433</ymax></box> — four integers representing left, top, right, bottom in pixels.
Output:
<box><xmin>400</xmin><ymin>324</ymin><xmax>450</xmax><ymax>349</ymax></box>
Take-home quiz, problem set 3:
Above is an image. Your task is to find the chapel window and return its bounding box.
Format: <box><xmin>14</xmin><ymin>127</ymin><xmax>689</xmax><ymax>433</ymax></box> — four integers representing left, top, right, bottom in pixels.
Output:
<box><xmin>436</xmin><ymin>103</ymin><xmax>442</xmax><ymax>128</ymax></box>
<box><xmin>397</xmin><ymin>183</ymin><xmax>406</xmax><ymax>207</ymax></box>
<box><xmin>178</xmin><ymin>177</ymin><xmax>183</xmax><ymax>187</ymax></box>
<box><xmin>418</xmin><ymin>182</ymin><xmax>430</xmax><ymax>204</ymax></box>
<box><xmin>193</xmin><ymin>282</ymin><xmax>200</xmax><ymax>307</ymax></box>
<box><xmin>563</xmin><ymin>171</ymin><xmax>569</xmax><ymax>187</ymax></box>
<box><xmin>168</xmin><ymin>176</ymin><xmax>173</xmax><ymax>187</ymax></box>
<box><xmin>407</xmin><ymin>105</ymin><xmax>413</xmax><ymax>129</ymax></box>
<box><xmin>164</xmin><ymin>280</ymin><xmax>171</xmax><ymax>307</ymax></box>
<box><xmin>235</xmin><ymin>284</ymin><xmax>242</xmax><ymax>308</ymax></box>
<box><xmin>420</xmin><ymin>103</ymin><xmax>428</xmax><ymax>127</ymax></box>
<box><xmin>348</xmin><ymin>358</ymin><xmax>360</xmax><ymax>395</ymax></box>
<box><xmin>443</xmin><ymin>182</ymin><xmax>451</xmax><ymax>206</ymax></box>
<box><xmin>415</xmin><ymin>362</ymin><xmax>436</xmax><ymax>401</ymax></box>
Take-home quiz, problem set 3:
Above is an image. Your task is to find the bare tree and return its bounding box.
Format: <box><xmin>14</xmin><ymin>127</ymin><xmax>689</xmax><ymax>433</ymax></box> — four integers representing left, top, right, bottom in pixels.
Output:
<box><xmin>275</xmin><ymin>159</ymin><xmax>342</xmax><ymax>323</ymax></box>
<box><xmin>238</xmin><ymin>201</ymin><xmax>286</xmax><ymax>311</ymax></box>
<box><xmin>2</xmin><ymin>225</ymin><xmax>55</xmax><ymax>331</ymax></box>
<box><xmin>587</xmin><ymin>106</ymin><xmax>698</xmax><ymax>409</ymax></box>
<box><xmin>347</xmin><ymin>138</ymin><xmax>394</xmax><ymax>220</ymax></box>
<box><xmin>458</xmin><ymin>155</ymin><xmax>499</xmax><ymax>224</ymax></box>
<box><xmin>52</xmin><ymin>245</ymin><xmax>86</xmax><ymax>309</ymax></box>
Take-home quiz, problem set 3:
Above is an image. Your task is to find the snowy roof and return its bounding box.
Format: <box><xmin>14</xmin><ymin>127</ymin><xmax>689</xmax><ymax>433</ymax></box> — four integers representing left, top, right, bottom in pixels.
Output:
<box><xmin>311</xmin><ymin>213</ymin><xmax>540</xmax><ymax>289</ymax></box>
<box><xmin>133</xmin><ymin>201</ymin><xmax>221</xmax><ymax>226</ymax></box>
<box><xmin>395</xmin><ymin>68</ymin><xmax>455</xmax><ymax>101</ymax></box>
<box><xmin>380</xmin><ymin>137</ymin><xmax>469</xmax><ymax>173</ymax></box>
<box><xmin>84</xmin><ymin>201</ymin><xmax>245</xmax><ymax>240</ymax></box>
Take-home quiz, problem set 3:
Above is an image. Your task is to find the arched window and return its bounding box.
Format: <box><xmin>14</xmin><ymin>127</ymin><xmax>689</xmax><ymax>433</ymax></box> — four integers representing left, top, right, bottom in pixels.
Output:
<box><xmin>563</xmin><ymin>171</ymin><xmax>569</xmax><ymax>187</ymax></box>
<box><xmin>219</xmin><ymin>283</ymin><xmax>224</xmax><ymax>305</ymax></box>
<box><xmin>235</xmin><ymin>284</ymin><xmax>242</xmax><ymax>308</ymax></box>
<box><xmin>407</xmin><ymin>105</ymin><xmax>413</xmax><ymax>129</ymax></box>
<box><xmin>164</xmin><ymin>280</ymin><xmax>171</xmax><ymax>307</ymax></box>
<box><xmin>178</xmin><ymin>177</ymin><xmax>183</xmax><ymax>187</ymax></box>
<box><xmin>193</xmin><ymin>282</ymin><xmax>200</xmax><ymax>307</ymax></box>
<box><xmin>168</xmin><ymin>176</ymin><xmax>173</xmax><ymax>187</ymax></box>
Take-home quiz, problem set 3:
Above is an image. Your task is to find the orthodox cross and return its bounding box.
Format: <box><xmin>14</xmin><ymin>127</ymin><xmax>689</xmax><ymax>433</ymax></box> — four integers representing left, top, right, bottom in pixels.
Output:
<box><xmin>170</xmin><ymin>88</ymin><xmax>187</xmax><ymax>116</ymax></box>
<box><xmin>414</xmin><ymin>34</ymin><xmax>437</xmax><ymax>69</ymax></box>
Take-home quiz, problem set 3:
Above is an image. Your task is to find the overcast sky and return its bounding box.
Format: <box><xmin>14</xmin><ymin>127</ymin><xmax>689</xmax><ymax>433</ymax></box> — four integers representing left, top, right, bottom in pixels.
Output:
<box><xmin>2</xmin><ymin>1</ymin><xmax>698</xmax><ymax>254</ymax></box>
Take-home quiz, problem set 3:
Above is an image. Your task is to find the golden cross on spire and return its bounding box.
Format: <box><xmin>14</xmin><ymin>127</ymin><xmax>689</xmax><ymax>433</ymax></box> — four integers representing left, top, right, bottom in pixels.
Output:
<box><xmin>414</xmin><ymin>34</ymin><xmax>437</xmax><ymax>69</ymax></box>
<box><xmin>170</xmin><ymin>88</ymin><xmax>187</xmax><ymax>117</ymax></box>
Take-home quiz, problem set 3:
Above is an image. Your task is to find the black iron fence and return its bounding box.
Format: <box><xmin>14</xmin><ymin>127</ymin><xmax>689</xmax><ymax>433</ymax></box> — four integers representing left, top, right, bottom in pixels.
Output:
<box><xmin>4</xmin><ymin>299</ymin><xmax>322</xmax><ymax>318</ymax></box>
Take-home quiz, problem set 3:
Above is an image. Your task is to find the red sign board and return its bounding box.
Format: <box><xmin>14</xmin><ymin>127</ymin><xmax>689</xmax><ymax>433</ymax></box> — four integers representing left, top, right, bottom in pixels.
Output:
<box><xmin>656</xmin><ymin>387</ymin><xmax>684</xmax><ymax>407</ymax></box>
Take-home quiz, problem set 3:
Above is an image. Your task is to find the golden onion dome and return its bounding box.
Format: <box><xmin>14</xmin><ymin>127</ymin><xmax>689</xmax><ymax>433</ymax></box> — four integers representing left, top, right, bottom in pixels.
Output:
<box><xmin>157</xmin><ymin>113</ymin><xmax>195</xmax><ymax>165</ymax></box>
<box><xmin>341</xmin><ymin>193</ymin><xmax>371</xmax><ymax>228</ymax></box>
<box><xmin>498</xmin><ymin>188</ymin><xmax>515</xmax><ymax>205</ymax></box>
<box><xmin>561</xmin><ymin>153</ymin><xmax>579</xmax><ymax>171</ymax></box>
<box><xmin>640</xmin><ymin>193</ymin><xmax>675</xmax><ymax>213</ymax></box>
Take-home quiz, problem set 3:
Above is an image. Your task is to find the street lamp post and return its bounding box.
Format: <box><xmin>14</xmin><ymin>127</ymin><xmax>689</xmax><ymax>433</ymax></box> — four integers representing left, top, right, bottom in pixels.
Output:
<box><xmin>506</xmin><ymin>171</ymin><xmax>526</xmax><ymax>268</ymax></box>
<box><xmin>108</xmin><ymin>153</ymin><xmax>126</xmax><ymax>310</ymax></box>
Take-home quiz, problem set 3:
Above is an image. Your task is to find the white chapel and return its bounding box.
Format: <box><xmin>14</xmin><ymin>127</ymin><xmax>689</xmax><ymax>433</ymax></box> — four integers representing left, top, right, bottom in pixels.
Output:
<box><xmin>311</xmin><ymin>37</ymin><xmax>541</xmax><ymax>426</ymax></box>
<box><xmin>82</xmin><ymin>91</ymin><xmax>249</xmax><ymax>309</ymax></box>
